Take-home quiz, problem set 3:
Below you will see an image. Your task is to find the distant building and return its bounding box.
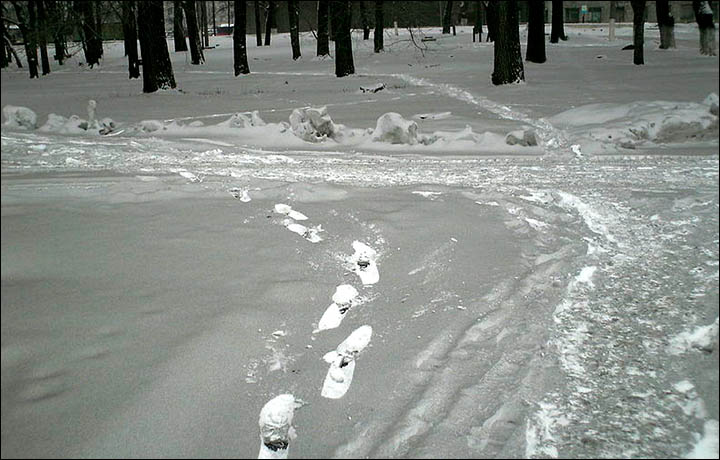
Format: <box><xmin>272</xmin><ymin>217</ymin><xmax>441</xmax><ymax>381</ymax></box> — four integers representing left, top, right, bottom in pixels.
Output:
<box><xmin>547</xmin><ymin>1</ymin><xmax>719</xmax><ymax>24</ymax></box>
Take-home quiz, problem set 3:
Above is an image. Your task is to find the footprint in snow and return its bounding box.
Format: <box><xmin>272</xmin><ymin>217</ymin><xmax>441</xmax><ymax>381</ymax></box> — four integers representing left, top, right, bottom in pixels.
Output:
<box><xmin>257</xmin><ymin>394</ymin><xmax>304</xmax><ymax>459</ymax></box>
<box><xmin>348</xmin><ymin>241</ymin><xmax>379</xmax><ymax>285</ymax></box>
<box><xmin>321</xmin><ymin>325</ymin><xmax>373</xmax><ymax>399</ymax></box>
<box><xmin>315</xmin><ymin>284</ymin><xmax>359</xmax><ymax>332</ymax></box>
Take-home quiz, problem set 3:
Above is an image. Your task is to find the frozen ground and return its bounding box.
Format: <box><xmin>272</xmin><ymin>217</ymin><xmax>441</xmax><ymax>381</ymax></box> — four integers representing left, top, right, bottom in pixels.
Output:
<box><xmin>1</xmin><ymin>24</ymin><xmax>719</xmax><ymax>458</ymax></box>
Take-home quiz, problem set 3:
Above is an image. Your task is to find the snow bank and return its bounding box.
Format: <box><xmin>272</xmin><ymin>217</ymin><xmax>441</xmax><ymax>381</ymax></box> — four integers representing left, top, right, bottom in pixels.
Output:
<box><xmin>370</xmin><ymin>112</ymin><xmax>419</xmax><ymax>145</ymax></box>
<box><xmin>39</xmin><ymin>113</ymin><xmax>116</xmax><ymax>135</ymax></box>
<box><xmin>3</xmin><ymin>105</ymin><xmax>38</xmax><ymax>129</ymax></box>
<box><xmin>289</xmin><ymin>106</ymin><xmax>340</xmax><ymax>142</ymax></box>
<box><xmin>551</xmin><ymin>97</ymin><xmax>719</xmax><ymax>154</ymax></box>
<box><xmin>216</xmin><ymin>111</ymin><xmax>266</xmax><ymax>129</ymax></box>
<box><xmin>685</xmin><ymin>420</ymin><xmax>720</xmax><ymax>459</ymax></box>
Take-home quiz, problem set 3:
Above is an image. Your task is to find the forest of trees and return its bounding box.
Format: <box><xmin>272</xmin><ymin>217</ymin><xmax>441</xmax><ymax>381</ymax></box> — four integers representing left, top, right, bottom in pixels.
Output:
<box><xmin>0</xmin><ymin>1</ymin><xmax>717</xmax><ymax>92</ymax></box>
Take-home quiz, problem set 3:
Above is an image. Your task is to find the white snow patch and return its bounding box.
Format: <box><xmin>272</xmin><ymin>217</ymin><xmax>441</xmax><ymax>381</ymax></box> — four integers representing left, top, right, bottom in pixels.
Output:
<box><xmin>668</xmin><ymin>317</ymin><xmax>719</xmax><ymax>355</ymax></box>
<box><xmin>685</xmin><ymin>420</ymin><xmax>720</xmax><ymax>459</ymax></box>
<box><xmin>371</xmin><ymin>112</ymin><xmax>419</xmax><ymax>145</ymax></box>
<box><xmin>3</xmin><ymin>105</ymin><xmax>38</xmax><ymax>129</ymax></box>
<box><xmin>258</xmin><ymin>394</ymin><xmax>303</xmax><ymax>459</ymax></box>
<box><xmin>348</xmin><ymin>241</ymin><xmax>380</xmax><ymax>285</ymax></box>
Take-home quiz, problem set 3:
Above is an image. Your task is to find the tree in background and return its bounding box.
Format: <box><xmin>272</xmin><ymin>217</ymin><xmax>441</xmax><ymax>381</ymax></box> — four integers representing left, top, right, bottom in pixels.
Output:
<box><xmin>473</xmin><ymin>1</ymin><xmax>483</xmax><ymax>43</ymax></box>
<box><xmin>11</xmin><ymin>0</ymin><xmax>39</xmax><ymax>78</ymax></box>
<box><xmin>183</xmin><ymin>0</ymin><xmax>204</xmax><ymax>64</ymax></box>
<box><xmin>442</xmin><ymin>0</ymin><xmax>453</xmax><ymax>34</ymax></box>
<box><xmin>631</xmin><ymin>0</ymin><xmax>645</xmax><ymax>65</ymax></box>
<box><xmin>288</xmin><ymin>0</ymin><xmax>300</xmax><ymax>60</ymax></box>
<box><xmin>360</xmin><ymin>1</ymin><xmax>370</xmax><ymax>40</ymax></box>
<box><xmin>200</xmin><ymin>0</ymin><xmax>209</xmax><ymax>47</ymax></box>
<box><xmin>173</xmin><ymin>0</ymin><xmax>188</xmax><ymax>52</ymax></box>
<box><xmin>253</xmin><ymin>0</ymin><xmax>262</xmax><ymax>46</ymax></box>
<box><xmin>35</xmin><ymin>0</ymin><xmax>50</xmax><ymax>75</ymax></box>
<box><xmin>656</xmin><ymin>0</ymin><xmax>675</xmax><ymax>49</ymax></box>
<box><xmin>526</xmin><ymin>0</ymin><xmax>546</xmax><ymax>63</ymax></box>
<box><xmin>374</xmin><ymin>0</ymin><xmax>384</xmax><ymax>52</ymax></box>
<box><xmin>330</xmin><ymin>0</ymin><xmax>353</xmax><ymax>77</ymax></box>
<box><xmin>550</xmin><ymin>0</ymin><xmax>567</xmax><ymax>43</ymax></box>
<box><xmin>0</xmin><ymin>4</ymin><xmax>7</xmax><ymax>69</ymax></box>
<box><xmin>233</xmin><ymin>0</ymin><xmax>249</xmax><ymax>74</ymax></box>
<box><xmin>264</xmin><ymin>0</ymin><xmax>275</xmax><ymax>46</ymax></box>
<box><xmin>137</xmin><ymin>0</ymin><xmax>176</xmax><ymax>93</ymax></box>
<box><xmin>317</xmin><ymin>0</ymin><xmax>330</xmax><ymax>56</ymax></box>
<box><xmin>491</xmin><ymin>0</ymin><xmax>524</xmax><ymax>85</ymax></box>
<box><xmin>485</xmin><ymin>0</ymin><xmax>496</xmax><ymax>41</ymax></box>
<box><xmin>75</xmin><ymin>0</ymin><xmax>101</xmax><ymax>67</ymax></box>
<box><xmin>121</xmin><ymin>0</ymin><xmax>140</xmax><ymax>79</ymax></box>
<box><xmin>693</xmin><ymin>1</ymin><xmax>717</xmax><ymax>56</ymax></box>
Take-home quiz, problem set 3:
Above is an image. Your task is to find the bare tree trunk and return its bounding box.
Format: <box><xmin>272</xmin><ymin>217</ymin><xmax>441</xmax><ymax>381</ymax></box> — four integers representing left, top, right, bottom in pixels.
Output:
<box><xmin>254</xmin><ymin>0</ymin><xmax>262</xmax><ymax>46</ymax></box>
<box><xmin>330</xmin><ymin>0</ymin><xmax>353</xmax><ymax>77</ymax></box>
<box><xmin>201</xmin><ymin>0</ymin><xmax>209</xmax><ymax>47</ymax></box>
<box><xmin>473</xmin><ymin>1</ymin><xmax>483</xmax><ymax>42</ymax></box>
<box><xmin>212</xmin><ymin>0</ymin><xmax>216</xmax><ymax>36</ymax></box>
<box><xmin>442</xmin><ymin>1</ymin><xmax>453</xmax><ymax>34</ymax></box>
<box><xmin>94</xmin><ymin>0</ymin><xmax>103</xmax><ymax>59</ymax></box>
<box><xmin>183</xmin><ymin>0</ymin><xmax>205</xmax><ymax>64</ymax></box>
<box><xmin>374</xmin><ymin>0</ymin><xmax>384</xmax><ymax>52</ymax></box>
<box><xmin>46</xmin><ymin>0</ymin><xmax>66</xmax><ymax>64</ymax></box>
<box><xmin>631</xmin><ymin>0</ymin><xmax>645</xmax><ymax>64</ymax></box>
<box><xmin>491</xmin><ymin>0</ymin><xmax>524</xmax><ymax>85</ymax></box>
<box><xmin>360</xmin><ymin>1</ymin><xmax>370</xmax><ymax>39</ymax></box>
<box><xmin>693</xmin><ymin>1</ymin><xmax>717</xmax><ymax>56</ymax></box>
<box><xmin>174</xmin><ymin>0</ymin><xmax>188</xmax><ymax>51</ymax></box>
<box><xmin>0</xmin><ymin>5</ymin><xmax>7</xmax><ymax>69</ymax></box>
<box><xmin>36</xmin><ymin>0</ymin><xmax>51</xmax><ymax>74</ymax></box>
<box><xmin>137</xmin><ymin>0</ymin><xmax>176</xmax><ymax>93</ymax></box>
<box><xmin>486</xmin><ymin>0</ymin><xmax>496</xmax><ymax>41</ymax></box>
<box><xmin>526</xmin><ymin>0</ymin><xmax>545</xmax><ymax>63</ymax></box>
<box><xmin>288</xmin><ymin>0</ymin><xmax>300</xmax><ymax>59</ymax></box>
<box><xmin>12</xmin><ymin>0</ymin><xmax>39</xmax><ymax>77</ymax></box>
<box><xmin>122</xmin><ymin>1</ymin><xmax>140</xmax><ymax>79</ymax></box>
<box><xmin>656</xmin><ymin>0</ymin><xmax>675</xmax><ymax>49</ymax></box>
<box><xmin>233</xmin><ymin>0</ymin><xmax>249</xmax><ymax>74</ymax></box>
<box><xmin>550</xmin><ymin>0</ymin><xmax>567</xmax><ymax>43</ymax></box>
<box><xmin>264</xmin><ymin>0</ymin><xmax>274</xmax><ymax>46</ymax></box>
<box><xmin>317</xmin><ymin>0</ymin><xmax>330</xmax><ymax>56</ymax></box>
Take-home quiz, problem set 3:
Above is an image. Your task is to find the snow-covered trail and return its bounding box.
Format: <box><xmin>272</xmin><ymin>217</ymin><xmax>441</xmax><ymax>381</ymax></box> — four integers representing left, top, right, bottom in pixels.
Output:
<box><xmin>2</xmin><ymin>125</ymin><xmax>718</xmax><ymax>458</ymax></box>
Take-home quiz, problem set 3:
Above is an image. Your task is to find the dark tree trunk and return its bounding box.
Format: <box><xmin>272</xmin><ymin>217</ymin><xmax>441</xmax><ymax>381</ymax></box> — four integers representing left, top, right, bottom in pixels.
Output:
<box><xmin>12</xmin><ymin>1</ymin><xmax>39</xmax><ymax>77</ymax></box>
<box><xmin>94</xmin><ymin>0</ymin><xmax>103</xmax><ymax>59</ymax></box>
<box><xmin>174</xmin><ymin>0</ymin><xmax>188</xmax><ymax>51</ymax></box>
<box><xmin>0</xmin><ymin>5</ymin><xmax>7</xmax><ymax>69</ymax></box>
<box><xmin>254</xmin><ymin>0</ymin><xmax>262</xmax><ymax>46</ymax></box>
<box><xmin>550</xmin><ymin>0</ymin><xmax>567</xmax><ymax>43</ymax></box>
<box><xmin>491</xmin><ymin>0</ymin><xmax>524</xmax><ymax>85</ymax></box>
<box><xmin>526</xmin><ymin>0</ymin><xmax>545</xmax><ymax>63</ymax></box>
<box><xmin>656</xmin><ymin>0</ymin><xmax>675</xmax><ymax>49</ymax></box>
<box><xmin>631</xmin><ymin>0</ymin><xmax>645</xmax><ymax>64</ymax></box>
<box><xmin>288</xmin><ymin>0</ymin><xmax>300</xmax><ymax>59</ymax></box>
<box><xmin>122</xmin><ymin>1</ymin><xmax>140</xmax><ymax>79</ymax></box>
<box><xmin>360</xmin><ymin>1</ymin><xmax>370</xmax><ymax>40</ymax></box>
<box><xmin>264</xmin><ymin>1</ymin><xmax>274</xmax><ymax>46</ymax></box>
<box><xmin>693</xmin><ymin>1</ymin><xmax>717</xmax><ymax>56</ymax></box>
<box><xmin>485</xmin><ymin>0</ymin><xmax>496</xmax><ymax>41</ymax></box>
<box><xmin>76</xmin><ymin>0</ymin><xmax>99</xmax><ymax>67</ymax></box>
<box><xmin>46</xmin><ymin>0</ymin><xmax>66</xmax><ymax>65</ymax></box>
<box><xmin>317</xmin><ymin>0</ymin><xmax>330</xmax><ymax>55</ymax></box>
<box><xmin>442</xmin><ymin>1</ymin><xmax>453</xmax><ymax>34</ymax></box>
<box><xmin>374</xmin><ymin>0</ymin><xmax>383</xmax><ymax>52</ymax></box>
<box><xmin>36</xmin><ymin>0</ymin><xmax>51</xmax><ymax>74</ymax></box>
<box><xmin>137</xmin><ymin>0</ymin><xmax>176</xmax><ymax>93</ymax></box>
<box><xmin>233</xmin><ymin>0</ymin><xmax>249</xmax><ymax>74</ymax></box>
<box><xmin>201</xmin><ymin>0</ymin><xmax>209</xmax><ymax>47</ymax></box>
<box><xmin>183</xmin><ymin>0</ymin><xmax>205</xmax><ymax>64</ymax></box>
<box><xmin>212</xmin><ymin>0</ymin><xmax>216</xmax><ymax>35</ymax></box>
<box><xmin>473</xmin><ymin>1</ymin><xmax>483</xmax><ymax>42</ymax></box>
<box><xmin>330</xmin><ymin>0</ymin><xmax>353</xmax><ymax>77</ymax></box>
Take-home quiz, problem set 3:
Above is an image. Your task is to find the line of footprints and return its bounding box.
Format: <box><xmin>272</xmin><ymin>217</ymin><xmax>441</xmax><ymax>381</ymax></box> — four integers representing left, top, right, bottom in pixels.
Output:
<box><xmin>258</xmin><ymin>203</ymin><xmax>379</xmax><ymax>459</ymax></box>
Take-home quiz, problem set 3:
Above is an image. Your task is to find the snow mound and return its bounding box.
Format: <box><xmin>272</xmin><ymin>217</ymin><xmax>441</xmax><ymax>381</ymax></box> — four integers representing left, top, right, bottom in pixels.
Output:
<box><xmin>505</xmin><ymin>129</ymin><xmax>538</xmax><ymax>147</ymax></box>
<box><xmin>703</xmin><ymin>92</ymin><xmax>719</xmax><ymax>116</ymax></box>
<box><xmin>39</xmin><ymin>113</ymin><xmax>116</xmax><ymax>135</ymax></box>
<box><xmin>551</xmin><ymin>99</ymin><xmax>719</xmax><ymax>154</ymax></box>
<box><xmin>3</xmin><ymin>105</ymin><xmax>38</xmax><ymax>129</ymax></box>
<box><xmin>668</xmin><ymin>317</ymin><xmax>719</xmax><ymax>355</ymax></box>
<box><xmin>289</xmin><ymin>106</ymin><xmax>339</xmax><ymax>142</ymax></box>
<box><xmin>258</xmin><ymin>394</ymin><xmax>303</xmax><ymax>457</ymax></box>
<box><xmin>216</xmin><ymin>111</ymin><xmax>266</xmax><ymax>129</ymax></box>
<box><xmin>137</xmin><ymin>119</ymin><xmax>167</xmax><ymax>133</ymax></box>
<box><xmin>371</xmin><ymin>112</ymin><xmax>419</xmax><ymax>145</ymax></box>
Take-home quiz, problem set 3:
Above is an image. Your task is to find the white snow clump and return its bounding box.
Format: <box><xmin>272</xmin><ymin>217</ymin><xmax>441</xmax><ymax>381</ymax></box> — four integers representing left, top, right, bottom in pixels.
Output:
<box><xmin>217</xmin><ymin>111</ymin><xmax>266</xmax><ymax>129</ymax></box>
<box><xmin>702</xmin><ymin>92</ymin><xmax>719</xmax><ymax>116</ymax></box>
<box><xmin>3</xmin><ymin>105</ymin><xmax>38</xmax><ymax>129</ymax></box>
<box><xmin>289</xmin><ymin>106</ymin><xmax>339</xmax><ymax>142</ymax></box>
<box><xmin>505</xmin><ymin>128</ymin><xmax>538</xmax><ymax>146</ymax></box>
<box><xmin>371</xmin><ymin>112</ymin><xmax>419</xmax><ymax>145</ymax></box>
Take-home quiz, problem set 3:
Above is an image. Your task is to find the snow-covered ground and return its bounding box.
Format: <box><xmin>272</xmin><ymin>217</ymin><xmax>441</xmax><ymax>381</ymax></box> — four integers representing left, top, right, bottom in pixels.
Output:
<box><xmin>2</xmin><ymin>24</ymin><xmax>718</xmax><ymax>458</ymax></box>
